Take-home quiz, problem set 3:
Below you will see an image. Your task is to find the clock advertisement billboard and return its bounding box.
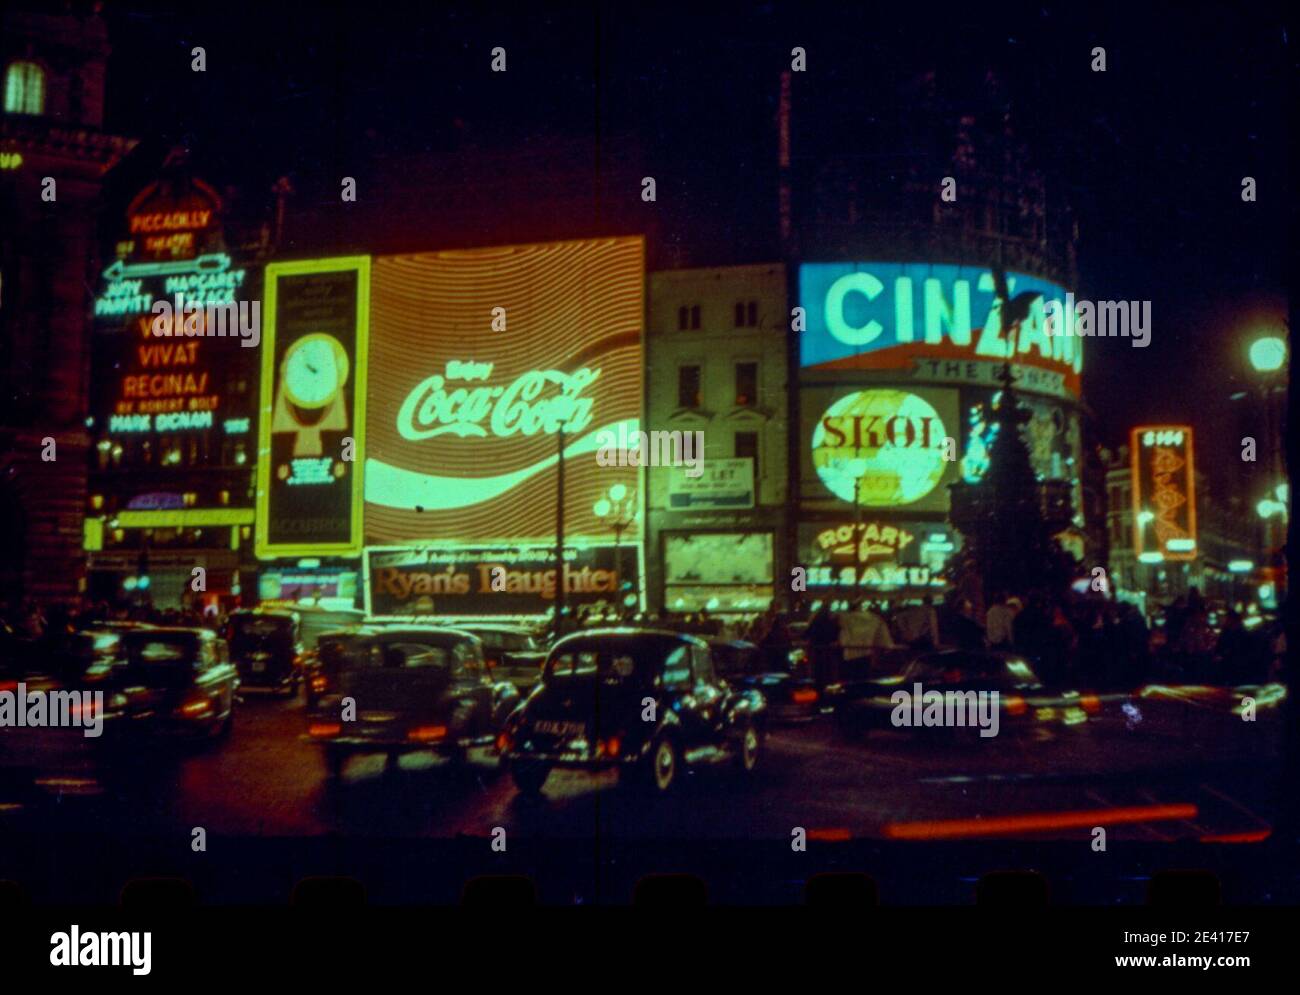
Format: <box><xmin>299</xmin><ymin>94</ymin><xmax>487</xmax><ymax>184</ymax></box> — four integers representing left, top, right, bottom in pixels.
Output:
<box><xmin>255</xmin><ymin>257</ymin><xmax>370</xmax><ymax>558</ymax></box>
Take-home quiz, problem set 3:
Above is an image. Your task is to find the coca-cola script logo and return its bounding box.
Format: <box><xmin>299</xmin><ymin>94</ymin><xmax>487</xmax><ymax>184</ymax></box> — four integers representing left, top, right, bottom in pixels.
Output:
<box><xmin>396</xmin><ymin>360</ymin><xmax>600</xmax><ymax>440</ymax></box>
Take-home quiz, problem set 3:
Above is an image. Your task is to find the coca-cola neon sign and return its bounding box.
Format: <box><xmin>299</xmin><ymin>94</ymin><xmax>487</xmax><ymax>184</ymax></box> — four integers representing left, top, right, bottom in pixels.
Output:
<box><xmin>396</xmin><ymin>361</ymin><xmax>600</xmax><ymax>440</ymax></box>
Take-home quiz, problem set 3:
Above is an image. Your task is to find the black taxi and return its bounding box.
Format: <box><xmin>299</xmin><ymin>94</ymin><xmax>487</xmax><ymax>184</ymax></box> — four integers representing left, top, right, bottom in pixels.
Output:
<box><xmin>500</xmin><ymin>628</ymin><xmax>767</xmax><ymax>796</ymax></box>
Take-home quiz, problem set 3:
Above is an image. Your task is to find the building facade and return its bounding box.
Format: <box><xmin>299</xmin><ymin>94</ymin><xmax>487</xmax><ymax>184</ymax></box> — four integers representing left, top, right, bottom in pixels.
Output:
<box><xmin>645</xmin><ymin>263</ymin><xmax>789</xmax><ymax>613</ymax></box>
<box><xmin>0</xmin><ymin>5</ymin><xmax>135</xmax><ymax>606</ymax></box>
<box><xmin>83</xmin><ymin>161</ymin><xmax>265</xmax><ymax>611</ymax></box>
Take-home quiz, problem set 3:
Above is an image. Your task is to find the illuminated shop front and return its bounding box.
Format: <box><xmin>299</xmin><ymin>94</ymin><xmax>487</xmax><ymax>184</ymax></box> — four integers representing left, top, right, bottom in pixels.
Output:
<box><xmin>796</xmin><ymin>261</ymin><xmax>1086</xmax><ymax>603</ymax></box>
<box><xmin>85</xmin><ymin>172</ymin><xmax>261</xmax><ymax>610</ymax></box>
<box><xmin>358</xmin><ymin>237</ymin><xmax>647</xmax><ymax>619</ymax></box>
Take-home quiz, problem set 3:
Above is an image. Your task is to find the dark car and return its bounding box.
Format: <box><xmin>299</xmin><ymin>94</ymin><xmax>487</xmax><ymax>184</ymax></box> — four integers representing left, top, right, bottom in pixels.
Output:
<box><xmin>0</xmin><ymin>628</ymin><xmax>133</xmax><ymax>800</ymax></box>
<box><xmin>500</xmin><ymin>628</ymin><xmax>767</xmax><ymax>796</ymax></box>
<box><xmin>226</xmin><ymin>609</ymin><xmax>302</xmax><ymax>695</ymax></box>
<box><xmin>709</xmin><ymin>638</ymin><xmax>820</xmax><ymax>723</ymax></box>
<box><xmin>306</xmin><ymin>626</ymin><xmax>520</xmax><ymax>779</ymax></box>
<box><xmin>301</xmin><ymin>625</ymin><xmax>379</xmax><ymax>710</ymax></box>
<box><xmin>828</xmin><ymin>648</ymin><xmax>1111</xmax><ymax>740</ymax></box>
<box><xmin>458</xmin><ymin>624</ymin><xmax>549</xmax><ymax>692</ymax></box>
<box><xmin>115</xmin><ymin>627</ymin><xmax>239</xmax><ymax>741</ymax></box>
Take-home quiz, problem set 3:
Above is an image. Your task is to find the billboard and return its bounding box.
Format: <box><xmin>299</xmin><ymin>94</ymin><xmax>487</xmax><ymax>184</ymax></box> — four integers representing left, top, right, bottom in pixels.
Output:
<box><xmin>255</xmin><ymin>257</ymin><xmax>370</xmax><ymax>559</ymax></box>
<box><xmin>666</xmin><ymin>457</ymin><xmax>754</xmax><ymax>510</ymax></box>
<box><xmin>802</xmin><ymin>385</ymin><xmax>960</xmax><ymax>514</ymax></box>
<box><xmin>1131</xmin><ymin>426</ymin><xmax>1197</xmax><ymax>561</ymax></box>
<box><xmin>366</xmin><ymin>544</ymin><xmax>629</xmax><ymax>617</ymax></box>
<box><xmin>799</xmin><ymin>262</ymin><xmax>1079</xmax><ymax>398</ymax></box>
<box><xmin>365</xmin><ymin>237</ymin><xmax>644</xmax><ymax>545</ymax></box>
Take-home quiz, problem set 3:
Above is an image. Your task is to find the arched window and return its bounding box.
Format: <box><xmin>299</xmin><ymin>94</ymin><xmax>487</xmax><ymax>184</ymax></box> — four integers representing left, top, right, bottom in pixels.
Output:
<box><xmin>4</xmin><ymin>61</ymin><xmax>46</xmax><ymax>115</ymax></box>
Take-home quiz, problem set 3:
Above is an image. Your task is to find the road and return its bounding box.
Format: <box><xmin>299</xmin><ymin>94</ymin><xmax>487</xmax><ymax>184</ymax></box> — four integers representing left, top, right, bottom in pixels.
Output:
<box><xmin>2</xmin><ymin>686</ymin><xmax>1283</xmax><ymax>846</ymax></box>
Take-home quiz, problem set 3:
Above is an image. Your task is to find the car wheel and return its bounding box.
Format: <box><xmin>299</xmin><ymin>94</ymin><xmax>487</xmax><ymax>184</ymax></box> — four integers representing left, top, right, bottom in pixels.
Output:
<box><xmin>734</xmin><ymin>720</ymin><xmax>762</xmax><ymax>774</ymax></box>
<box><xmin>642</xmin><ymin>736</ymin><xmax>679</xmax><ymax>794</ymax></box>
<box><xmin>324</xmin><ymin>745</ymin><xmax>348</xmax><ymax>780</ymax></box>
<box><xmin>511</xmin><ymin>761</ymin><xmax>549</xmax><ymax>796</ymax></box>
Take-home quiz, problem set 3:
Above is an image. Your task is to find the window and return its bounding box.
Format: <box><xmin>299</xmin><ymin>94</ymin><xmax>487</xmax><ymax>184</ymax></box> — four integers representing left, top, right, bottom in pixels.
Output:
<box><xmin>734</xmin><ymin>301</ymin><xmax>758</xmax><ymax>327</ymax></box>
<box><xmin>661</xmin><ymin>646</ymin><xmax>692</xmax><ymax>689</ymax></box>
<box><xmin>735</xmin><ymin>431</ymin><xmax>759</xmax><ymax>481</ymax></box>
<box><xmin>689</xmin><ymin>305</ymin><xmax>701</xmax><ymax>329</ymax></box>
<box><xmin>4</xmin><ymin>61</ymin><xmax>45</xmax><ymax>116</ymax></box>
<box><xmin>734</xmin><ymin>302</ymin><xmax>745</xmax><ymax>326</ymax></box>
<box><xmin>691</xmin><ymin>645</ymin><xmax>715</xmax><ymax>685</ymax></box>
<box><xmin>677</xmin><ymin>305</ymin><xmax>689</xmax><ymax>331</ymax></box>
<box><xmin>735</xmin><ymin>361</ymin><xmax>758</xmax><ymax>407</ymax></box>
<box><xmin>678</xmin><ymin>364</ymin><xmax>701</xmax><ymax>409</ymax></box>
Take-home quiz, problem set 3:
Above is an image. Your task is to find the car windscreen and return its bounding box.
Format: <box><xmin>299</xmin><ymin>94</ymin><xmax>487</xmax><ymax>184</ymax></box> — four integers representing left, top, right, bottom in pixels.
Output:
<box><xmin>473</xmin><ymin>630</ymin><xmax>535</xmax><ymax>653</ymax></box>
<box><xmin>545</xmin><ymin>640</ymin><xmax>678</xmax><ymax>686</ymax></box>
<box><xmin>123</xmin><ymin>637</ymin><xmax>197</xmax><ymax>684</ymax></box>
<box><xmin>910</xmin><ymin>653</ymin><xmax>1041</xmax><ymax>687</ymax></box>
<box><xmin>348</xmin><ymin>639</ymin><xmax>471</xmax><ymax>671</ymax></box>
<box><xmin>232</xmin><ymin>616</ymin><xmax>294</xmax><ymax>638</ymax></box>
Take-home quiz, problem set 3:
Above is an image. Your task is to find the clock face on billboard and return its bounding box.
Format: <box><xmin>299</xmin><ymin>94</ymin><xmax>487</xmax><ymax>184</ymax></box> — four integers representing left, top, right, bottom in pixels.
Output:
<box><xmin>811</xmin><ymin>389</ymin><xmax>949</xmax><ymax>506</ymax></box>
<box><xmin>282</xmin><ymin>333</ymin><xmax>349</xmax><ymax>409</ymax></box>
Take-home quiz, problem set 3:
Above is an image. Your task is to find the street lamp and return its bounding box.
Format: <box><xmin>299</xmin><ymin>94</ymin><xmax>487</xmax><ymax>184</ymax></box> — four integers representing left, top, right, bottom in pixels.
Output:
<box><xmin>1248</xmin><ymin>336</ymin><xmax>1287</xmax><ymax>373</ymax></box>
<box><xmin>593</xmin><ymin>484</ymin><xmax>638</xmax><ymax>617</ymax></box>
<box><xmin>1247</xmin><ymin>332</ymin><xmax>1288</xmax><ymax>604</ymax></box>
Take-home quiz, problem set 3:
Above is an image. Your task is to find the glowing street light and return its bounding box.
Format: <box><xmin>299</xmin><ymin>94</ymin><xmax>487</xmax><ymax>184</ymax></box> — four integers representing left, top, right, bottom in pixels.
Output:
<box><xmin>1248</xmin><ymin>336</ymin><xmax>1287</xmax><ymax>373</ymax></box>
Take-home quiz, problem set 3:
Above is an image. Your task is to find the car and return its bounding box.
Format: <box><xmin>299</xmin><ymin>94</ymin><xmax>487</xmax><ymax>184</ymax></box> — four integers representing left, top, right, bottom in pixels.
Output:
<box><xmin>0</xmin><ymin>629</ymin><xmax>133</xmax><ymax>801</ymax></box>
<box><xmin>500</xmin><ymin>628</ymin><xmax>767</xmax><ymax>796</ymax></box>
<box><xmin>114</xmin><ymin>627</ymin><xmax>239</xmax><ymax>742</ymax></box>
<box><xmin>709</xmin><ymin>638</ymin><xmax>821</xmax><ymax>723</ymax></box>
<box><xmin>301</xmin><ymin>625</ymin><xmax>379</xmax><ymax>710</ymax></box>
<box><xmin>306</xmin><ymin>626</ymin><xmax>521</xmax><ymax>780</ymax></box>
<box><xmin>456</xmin><ymin>623</ymin><xmax>549</xmax><ymax>692</ymax></box>
<box><xmin>827</xmin><ymin>648</ymin><xmax>1112</xmax><ymax>740</ymax></box>
<box><xmin>226</xmin><ymin>609</ymin><xmax>302</xmax><ymax>695</ymax></box>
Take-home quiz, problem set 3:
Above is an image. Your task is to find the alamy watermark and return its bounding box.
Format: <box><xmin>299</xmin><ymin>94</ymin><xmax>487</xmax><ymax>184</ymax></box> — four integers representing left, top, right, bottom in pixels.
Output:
<box><xmin>890</xmin><ymin>683</ymin><xmax>1000</xmax><ymax>738</ymax></box>
<box><xmin>150</xmin><ymin>293</ymin><xmax>261</xmax><ymax>348</ymax></box>
<box><xmin>595</xmin><ymin>423</ymin><xmax>705</xmax><ymax>477</ymax></box>
<box><xmin>1044</xmin><ymin>295</ymin><xmax>1151</xmax><ymax>348</ymax></box>
<box><xmin>0</xmin><ymin>684</ymin><xmax>105</xmax><ymax>738</ymax></box>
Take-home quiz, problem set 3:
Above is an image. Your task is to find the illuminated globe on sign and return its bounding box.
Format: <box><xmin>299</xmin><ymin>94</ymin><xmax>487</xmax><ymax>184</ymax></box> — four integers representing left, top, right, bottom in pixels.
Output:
<box><xmin>812</xmin><ymin>389</ymin><xmax>947</xmax><ymax>506</ymax></box>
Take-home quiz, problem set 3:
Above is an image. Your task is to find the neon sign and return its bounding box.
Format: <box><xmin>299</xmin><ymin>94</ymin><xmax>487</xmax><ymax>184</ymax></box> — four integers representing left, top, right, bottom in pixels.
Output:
<box><xmin>800</xmin><ymin>262</ymin><xmax>1080</xmax><ymax>395</ymax></box>
<box><xmin>811</xmin><ymin>389</ymin><xmax>951</xmax><ymax>506</ymax></box>
<box><xmin>1131</xmin><ymin>425</ymin><xmax>1197</xmax><ymax>561</ymax></box>
<box><xmin>397</xmin><ymin>362</ymin><xmax>600</xmax><ymax>440</ymax></box>
<box><xmin>364</xmin><ymin>237</ymin><xmax>645</xmax><ymax>546</ymax></box>
<box><xmin>814</xmin><ymin>522</ymin><xmax>916</xmax><ymax>562</ymax></box>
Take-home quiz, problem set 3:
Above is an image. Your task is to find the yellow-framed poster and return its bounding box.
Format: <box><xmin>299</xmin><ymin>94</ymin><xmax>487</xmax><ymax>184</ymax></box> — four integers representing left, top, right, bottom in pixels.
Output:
<box><xmin>255</xmin><ymin>256</ymin><xmax>370</xmax><ymax>559</ymax></box>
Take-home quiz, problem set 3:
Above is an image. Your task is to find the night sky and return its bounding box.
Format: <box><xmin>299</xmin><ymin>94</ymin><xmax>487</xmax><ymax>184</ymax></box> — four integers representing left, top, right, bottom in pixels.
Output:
<box><xmin>97</xmin><ymin>2</ymin><xmax>1290</xmax><ymax>493</ymax></box>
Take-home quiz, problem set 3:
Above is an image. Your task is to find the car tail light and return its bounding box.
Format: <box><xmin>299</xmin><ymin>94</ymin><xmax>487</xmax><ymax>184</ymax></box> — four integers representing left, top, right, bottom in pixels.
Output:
<box><xmin>408</xmin><ymin>725</ymin><xmax>448</xmax><ymax>742</ymax></box>
<box><xmin>0</xmin><ymin>680</ymin><xmax>17</xmax><ymax>694</ymax></box>
<box><xmin>311</xmin><ymin>676</ymin><xmax>327</xmax><ymax>692</ymax></box>
<box><xmin>1080</xmin><ymin>694</ymin><xmax>1101</xmax><ymax>715</ymax></box>
<box><xmin>496</xmin><ymin>731</ymin><xmax>513</xmax><ymax>752</ymax></box>
<box><xmin>1004</xmin><ymin>695</ymin><xmax>1028</xmax><ymax>717</ymax></box>
<box><xmin>792</xmin><ymin>688</ymin><xmax>819</xmax><ymax>705</ymax></box>
<box><xmin>309</xmin><ymin>722</ymin><xmax>342</xmax><ymax>738</ymax></box>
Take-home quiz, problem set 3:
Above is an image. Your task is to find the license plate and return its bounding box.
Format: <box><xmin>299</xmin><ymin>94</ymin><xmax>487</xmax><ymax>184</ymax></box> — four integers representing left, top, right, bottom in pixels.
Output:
<box><xmin>533</xmin><ymin>720</ymin><xmax>585</xmax><ymax>737</ymax></box>
<box><xmin>251</xmin><ymin>661</ymin><xmax>266</xmax><ymax>673</ymax></box>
